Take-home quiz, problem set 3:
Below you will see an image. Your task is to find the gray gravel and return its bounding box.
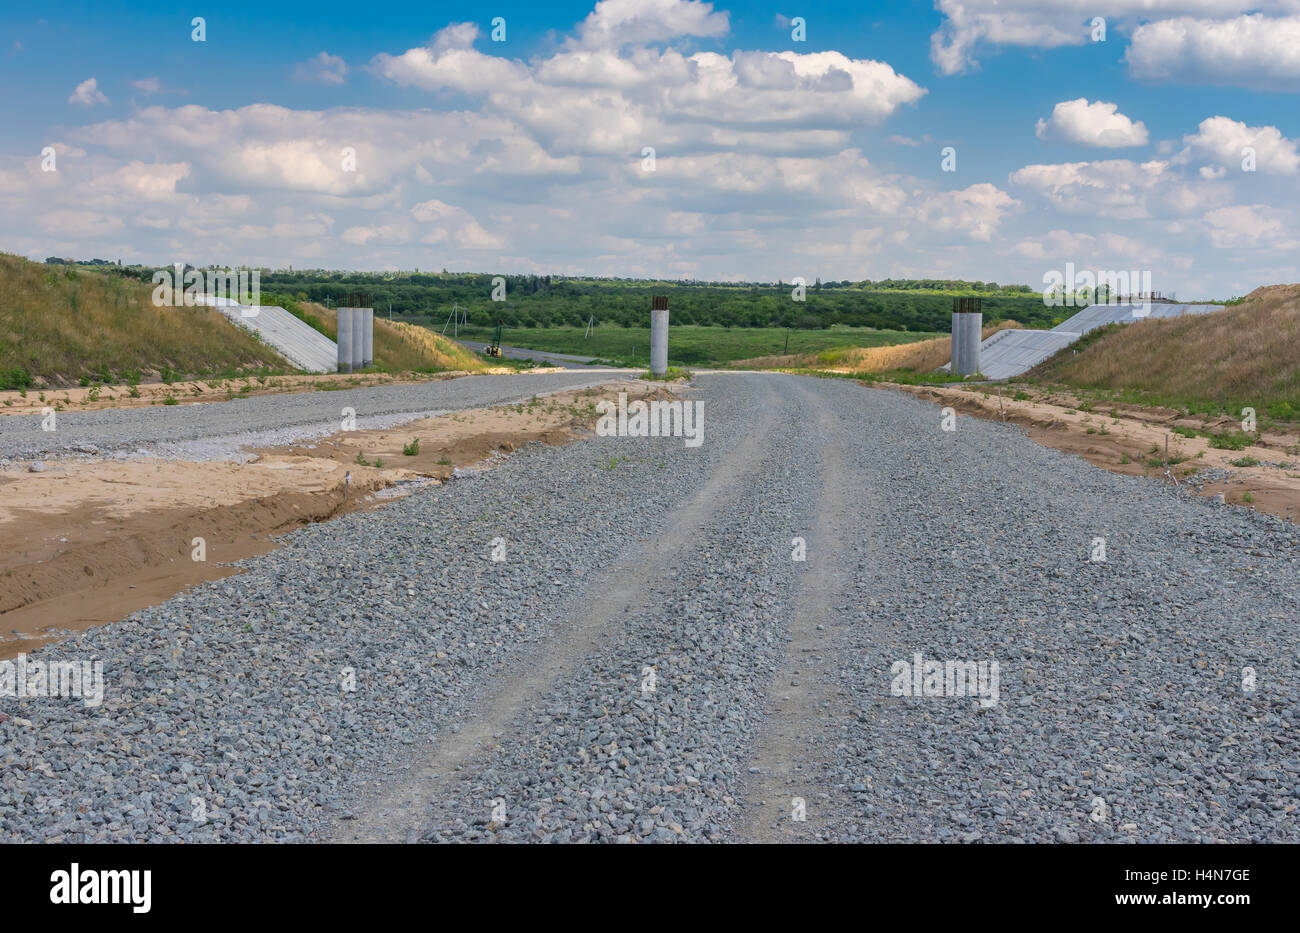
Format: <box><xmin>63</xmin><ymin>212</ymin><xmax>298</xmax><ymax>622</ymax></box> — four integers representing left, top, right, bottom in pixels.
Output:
<box><xmin>0</xmin><ymin>370</ymin><xmax>628</xmax><ymax>462</ymax></box>
<box><xmin>1</xmin><ymin>372</ymin><xmax>1297</xmax><ymax>843</ymax></box>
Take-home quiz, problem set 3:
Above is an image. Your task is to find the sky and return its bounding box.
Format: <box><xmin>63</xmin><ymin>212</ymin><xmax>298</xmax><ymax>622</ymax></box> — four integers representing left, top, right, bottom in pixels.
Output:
<box><xmin>2</xmin><ymin>0</ymin><xmax>1299</xmax><ymax>298</ymax></box>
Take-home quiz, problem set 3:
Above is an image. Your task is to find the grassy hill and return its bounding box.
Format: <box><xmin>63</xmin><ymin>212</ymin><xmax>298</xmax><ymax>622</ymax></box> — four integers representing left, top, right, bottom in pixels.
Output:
<box><xmin>1025</xmin><ymin>285</ymin><xmax>1300</xmax><ymax>420</ymax></box>
<box><xmin>0</xmin><ymin>254</ymin><xmax>488</xmax><ymax>388</ymax></box>
<box><xmin>0</xmin><ymin>253</ymin><xmax>287</xmax><ymax>388</ymax></box>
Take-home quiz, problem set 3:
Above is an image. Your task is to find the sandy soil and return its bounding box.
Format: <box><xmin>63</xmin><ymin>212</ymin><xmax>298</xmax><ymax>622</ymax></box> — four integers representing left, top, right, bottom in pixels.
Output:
<box><xmin>894</xmin><ymin>381</ymin><xmax>1300</xmax><ymax>524</ymax></box>
<box><xmin>0</xmin><ymin>379</ymin><xmax>672</xmax><ymax>657</ymax></box>
<box><xmin>0</xmin><ymin>366</ymin><xmax>542</xmax><ymax>416</ymax></box>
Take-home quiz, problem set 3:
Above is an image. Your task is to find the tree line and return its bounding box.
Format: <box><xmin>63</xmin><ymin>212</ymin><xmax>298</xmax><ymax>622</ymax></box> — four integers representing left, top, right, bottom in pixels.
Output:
<box><xmin>71</xmin><ymin>263</ymin><xmax>1058</xmax><ymax>331</ymax></box>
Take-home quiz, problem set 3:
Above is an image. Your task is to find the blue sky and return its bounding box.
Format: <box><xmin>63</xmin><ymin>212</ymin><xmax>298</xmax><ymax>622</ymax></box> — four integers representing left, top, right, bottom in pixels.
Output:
<box><xmin>3</xmin><ymin>0</ymin><xmax>1299</xmax><ymax>297</ymax></box>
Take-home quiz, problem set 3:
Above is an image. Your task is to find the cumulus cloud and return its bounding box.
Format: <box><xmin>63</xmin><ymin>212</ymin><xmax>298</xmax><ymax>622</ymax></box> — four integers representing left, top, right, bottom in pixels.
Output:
<box><xmin>69</xmin><ymin>77</ymin><xmax>108</xmax><ymax>107</ymax></box>
<box><xmin>1127</xmin><ymin>14</ymin><xmax>1300</xmax><ymax>89</ymax></box>
<box><xmin>572</xmin><ymin>0</ymin><xmax>729</xmax><ymax>49</ymax></box>
<box><xmin>930</xmin><ymin>1</ymin><xmax>1299</xmax><ymax>78</ymax></box>
<box><xmin>1009</xmin><ymin>158</ymin><xmax>1226</xmax><ymax>219</ymax></box>
<box><xmin>1203</xmin><ymin>204</ymin><xmax>1300</xmax><ymax>249</ymax></box>
<box><xmin>1006</xmin><ymin>228</ymin><xmax>1164</xmax><ymax>267</ymax></box>
<box><xmin>373</xmin><ymin>25</ymin><xmax>925</xmax><ymax>156</ymax></box>
<box><xmin>293</xmin><ymin>52</ymin><xmax>349</xmax><ymax>86</ymax></box>
<box><xmin>1035</xmin><ymin>99</ymin><xmax>1149</xmax><ymax>148</ymax></box>
<box><xmin>914</xmin><ymin>184</ymin><xmax>1019</xmax><ymax>242</ymax></box>
<box><xmin>1179</xmin><ymin>116</ymin><xmax>1300</xmax><ymax>175</ymax></box>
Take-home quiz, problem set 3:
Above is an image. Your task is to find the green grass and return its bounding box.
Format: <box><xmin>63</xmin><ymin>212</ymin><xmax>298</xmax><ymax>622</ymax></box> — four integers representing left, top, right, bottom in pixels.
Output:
<box><xmin>1208</xmin><ymin>432</ymin><xmax>1254</xmax><ymax>450</ymax></box>
<box><xmin>402</xmin><ymin>438</ymin><xmax>420</xmax><ymax>456</ymax></box>
<box><xmin>437</xmin><ymin>323</ymin><xmax>939</xmax><ymax>367</ymax></box>
<box><xmin>1230</xmin><ymin>456</ymin><xmax>1260</xmax><ymax>467</ymax></box>
<box><xmin>641</xmin><ymin>367</ymin><xmax>690</xmax><ymax>381</ymax></box>
<box><xmin>852</xmin><ymin>368</ymin><xmax>973</xmax><ymax>386</ymax></box>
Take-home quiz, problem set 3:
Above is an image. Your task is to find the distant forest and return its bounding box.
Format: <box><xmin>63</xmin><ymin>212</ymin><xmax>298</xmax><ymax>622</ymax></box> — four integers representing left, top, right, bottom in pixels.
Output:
<box><xmin>59</xmin><ymin>261</ymin><xmax>1059</xmax><ymax>332</ymax></box>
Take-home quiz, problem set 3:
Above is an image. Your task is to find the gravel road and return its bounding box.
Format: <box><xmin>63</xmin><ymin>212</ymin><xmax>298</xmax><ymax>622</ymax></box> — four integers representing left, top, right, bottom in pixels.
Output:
<box><xmin>0</xmin><ymin>370</ymin><xmax>628</xmax><ymax>461</ymax></box>
<box><xmin>2</xmin><ymin>373</ymin><xmax>1297</xmax><ymax>843</ymax></box>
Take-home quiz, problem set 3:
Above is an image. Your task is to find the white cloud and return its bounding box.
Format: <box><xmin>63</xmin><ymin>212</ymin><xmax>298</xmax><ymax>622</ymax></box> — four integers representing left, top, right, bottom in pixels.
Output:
<box><xmin>411</xmin><ymin>199</ymin><xmax>503</xmax><ymax>248</ymax></box>
<box><xmin>131</xmin><ymin>77</ymin><xmax>163</xmax><ymax>94</ymax></box>
<box><xmin>69</xmin><ymin>77</ymin><xmax>109</xmax><ymax>107</ymax></box>
<box><xmin>929</xmin><ymin>2</ymin><xmax>1300</xmax><ymax>77</ymax></box>
<box><xmin>1006</xmin><ymin>228</ymin><xmax>1164</xmax><ymax>266</ymax></box>
<box><xmin>1203</xmin><ymin>204</ymin><xmax>1300</xmax><ymax>249</ymax></box>
<box><xmin>1179</xmin><ymin>116</ymin><xmax>1300</xmax><ymax>175</ymax></box>
<box><xmin>1009</xmin><ymin>158</ymin><xmax>1226</xmax><ymax>219</ymax></box>
<box><xmin>1035</xmin><ymin>99</ymin><xmax>1149</xmax><ymax>148</ymax></box>
<box><xmin>914</xmin><ymin>184</ymin><xmax>1019</xmax><ymax>242</ymax></box>
<box><xmin>373</xmin><ymin>28</ymin><xmax>924</xmax><ymax>157</ymax></box>
<box><xmin>1127</xmin><ymin>14</ymin><xmax>1300</xmax><ymax>89</ymax></box>
<box><xmin>293</xmin><ymin>52</ymin><xmax>349</xmax><ymax>86</ymax></box>
<box><xmin>573</xmin><ymin>0</ymin><xmax>729</xmax><ymax>49</ymax></box>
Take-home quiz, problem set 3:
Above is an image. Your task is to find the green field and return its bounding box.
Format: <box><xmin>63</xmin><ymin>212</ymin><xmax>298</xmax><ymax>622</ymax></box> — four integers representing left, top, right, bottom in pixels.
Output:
<box><xmin>418</xmin><ymin>323</ymin><xmax>941</xmax><ymax>367</ymax></box>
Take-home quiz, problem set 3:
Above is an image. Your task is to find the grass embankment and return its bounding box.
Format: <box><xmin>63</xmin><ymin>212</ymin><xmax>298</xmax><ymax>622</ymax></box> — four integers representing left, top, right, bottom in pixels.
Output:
<box><xmin>292</xmin><ymin>302</ymin><xmax>487</xmax><ymax>373</ymax></box>
<box><xmin>420</xmin><ymin>323</ymin><xmax>940</xmax><ymax>367</ymax></box>
<box><xmin>734</xmin><ymin>322</ymin><xmax>1021</xmax><ymax>383</ymax></box>
<box><xmin>1025</xmin><ymin>285</ymin><xmax>1300</xmax><ymax>422</ymax></box>
<box><xmin>0</xmin><ymin>253</ymin><xmax>287</xmax><ymax>388</ymax></box>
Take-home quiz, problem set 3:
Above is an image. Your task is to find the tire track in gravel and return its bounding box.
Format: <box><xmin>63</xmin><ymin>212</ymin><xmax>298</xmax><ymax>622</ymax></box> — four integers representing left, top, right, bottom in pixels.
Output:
<box><xmin>732</xmin><ymin>377</ymin><xmax>878</xmax><ymax>841</ymax></box>
<box><xmin>330</xmin><ymin>376</ymin><xmax>783</xmax><ymax>843</ymax></box>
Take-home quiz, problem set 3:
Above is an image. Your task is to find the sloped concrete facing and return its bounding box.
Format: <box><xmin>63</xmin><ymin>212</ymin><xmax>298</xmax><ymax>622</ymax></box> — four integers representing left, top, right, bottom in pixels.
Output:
<box><xmin>974</xmin><ymin>329</ymin><xmax>1081</xmax><ymax>380</ymax></box>
<box><xmin>196</xmin><ymin>296</ymin><xmax>338</xmax><ymax>373</ymax></box>
<box><xmin>1049</xmin><ymin>301</ymin><xmax>1223</xmax><ymax>336</ymax></box>
<box><xmin>945</xmin><ymin>301</ymin><xmax>1226</xmax><ymax>380</ymax></box>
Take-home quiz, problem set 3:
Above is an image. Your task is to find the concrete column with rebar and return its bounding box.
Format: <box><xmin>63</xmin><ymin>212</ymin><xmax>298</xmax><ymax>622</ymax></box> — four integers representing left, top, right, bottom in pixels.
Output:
<box><xmin>336</xmin><ymin>307</ymin><xmax>354</xmax><ymax>373</ymax></box>
<box><xmin>650</xmin><ymin>295</ymin><xmax>669</xmax><ymax>376</ymax></box>
<box><xmin>951</xmin><ymin>297</ymin><xmax>983</xmax><ymax>377</ymax></box>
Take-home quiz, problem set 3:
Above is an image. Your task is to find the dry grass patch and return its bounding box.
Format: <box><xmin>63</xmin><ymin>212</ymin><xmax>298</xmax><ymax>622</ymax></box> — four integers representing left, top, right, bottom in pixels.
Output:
<box><xmin>1029</xmin><ymin>285</ymin><xmax>1300</xmax><ymax>419</ymax></box>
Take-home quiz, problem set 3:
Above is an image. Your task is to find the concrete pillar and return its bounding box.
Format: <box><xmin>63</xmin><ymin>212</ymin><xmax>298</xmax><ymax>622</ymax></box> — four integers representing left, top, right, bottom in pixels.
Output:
<box><xmin>351</xmin><ymin>308</ymin><xmax>364</xmax><ymax>370</ymax></box>
<box><xmin>337</xmin><ymin>307</ymin><xmax>354</xmax><ymax>373</ymax></box>
<box><xmin>951</xmin><ymin>312</ymin><xmax>982</xmax><ymax>376</ymax></box>
<box><xmin>650</xmin><ymin>296</ymin><xmax>669</xmax><ymax>375</ymax></box>
<box><xmin>951</xmin><ymin>296</ymin><xmax>982</xmax><ymax>377</ymax></box>
<box><xmin>362</xmin><ymin>308</ymin><xmax>373</xmax><ymax>368</ymax></box>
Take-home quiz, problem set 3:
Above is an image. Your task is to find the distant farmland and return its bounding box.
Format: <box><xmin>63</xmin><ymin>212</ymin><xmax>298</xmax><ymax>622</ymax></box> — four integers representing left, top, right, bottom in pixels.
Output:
<box><xmin>431</xmin><ymin>323</ymin><xmax>943</xmax><ymax>366</ymax></box>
